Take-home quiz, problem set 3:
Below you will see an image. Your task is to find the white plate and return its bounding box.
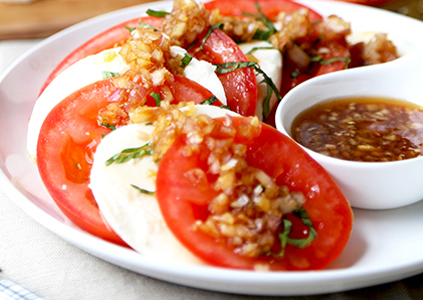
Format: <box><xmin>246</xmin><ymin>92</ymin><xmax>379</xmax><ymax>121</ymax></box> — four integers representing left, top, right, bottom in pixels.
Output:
<box><xmin>2</xmin><ymin>0</ymin><xmax>423</xmax><ymax>296</ymax></box>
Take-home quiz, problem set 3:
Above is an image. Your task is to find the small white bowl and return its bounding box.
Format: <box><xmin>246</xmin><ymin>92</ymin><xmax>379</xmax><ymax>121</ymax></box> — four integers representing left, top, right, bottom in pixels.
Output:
<box><xmin>276</xmin><ymin>50</ymin><xmax>423</xmax><ymax>210</ymax></box>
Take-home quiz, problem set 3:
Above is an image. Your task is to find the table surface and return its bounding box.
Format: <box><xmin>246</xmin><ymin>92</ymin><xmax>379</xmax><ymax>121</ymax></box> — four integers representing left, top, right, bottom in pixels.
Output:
<box><xmin>2</xmin><ymin>1</ymin><xmax>423</xmax><ymax>299</ymax></box>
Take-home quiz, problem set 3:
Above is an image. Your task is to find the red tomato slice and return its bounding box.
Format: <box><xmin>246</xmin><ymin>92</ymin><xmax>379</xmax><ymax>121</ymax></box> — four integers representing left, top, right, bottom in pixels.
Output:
<box><xmin>156</xmin><ymin>117</ymin><xmax>353</xmax><ymax>270</ymax></box>
<box><xmin>41</xmin><ymin>16</ymin><xmax>257</xmax><ymax>116</ymax></box>
<box><xmin>40</xmin><ymin>16</ymin><xmax>162</xmax><ymax>93</ymax></box>
<box><xmin>37</xmin><ymin>75</ymin><xmax>219</xmax><ymax>245</ymax></box>
<box><xmin>193</xmin><ymin>29</ymin><xmax>257</xmax><ymax>116</ymax></box>
<box><xmin>204</xmin><ymin>0</ymin><xmax>323</xmax><ymax>23</ymax></box>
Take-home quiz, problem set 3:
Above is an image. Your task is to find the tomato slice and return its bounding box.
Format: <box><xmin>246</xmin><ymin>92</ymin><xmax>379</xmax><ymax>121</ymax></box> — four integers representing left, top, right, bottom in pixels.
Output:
<box><xmin>156</xmin><ymin>117</ymin><xmax>353</xmax><ymax>270</ymax></box>
<box><xmin>40</xmin><ymin>16</ymin><xmax>162</xmax><ymax>93</ymax></box>
<box><xmin>192</xmin><ymin>29</ymin><xmax>257</xmax><ymax>116</ymax></box>
<box><xmin>41</xmin><ymin>15</ymin><xmax>257</xmax><ymax>116</ymax></box>
<box><xmin>204</xmin><ymin>0</ymin><xmax>323</xmax><ymax>23</ymax></box>
<box><xmin>37</xmin><ymin>75</ymin><xmax>218</xmax><ymax>245</ymax></box>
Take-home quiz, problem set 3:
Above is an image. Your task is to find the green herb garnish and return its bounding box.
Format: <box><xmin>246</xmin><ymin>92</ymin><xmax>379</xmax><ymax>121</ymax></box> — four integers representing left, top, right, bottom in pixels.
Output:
<box><xmin>100</xmin><ymin>123</ymin><xmax>117</xmax><ymax>130</ymax></box>
<box><xmin>105</xmin><ymin>144</ymin><xmax>153</xmax><ymax>166</ymax></box>
<box><xmin>146</xmin><ymin>9</ymin><xmax>170</xmax><ymax>18</ymax></box>
<box><xmin>181</xmin><ymin>53</ymin><xmax>193</xmax><ymax>67</ymax></box>
<box><xmin>201</xmin><ymin>96</ymin><xmax>218</xmax><ymax>105</ymax></box>
<box><xmin>273</xmin><ymin>207</ymin><xmax>318</xmax><ymax>257</ymax></box>
<box><xmin>101</xmin><ymin>71</ymin><xmax>120</xmax><ymax>79</ymax></box>
<box><xmin>246</xmin><ymin>46</ymin><xmax>275</xmax><ymax>55</ymax></box>
<box><xmin>215</xmin><ymin>61</ymin><xmax>282</xmax><ymax>119</ymax></box>
<box><xmin>311</xmin><ymin>55</ymin><xmax>351</xmax><ymax>69</ymax></box>
<box><xmin>200</xmin><ymin>23</ymin><xmax>224</xmax><ymax>52</ymax></box>
<box><xmin>131</xmin><ymin>184</ymin><xmax>155</xmax><ymax>195</ymax></box>
<box><xmin>150</xmin><ymin>92</ymin><xmax>162</xmax><ymax>106</ymax></box>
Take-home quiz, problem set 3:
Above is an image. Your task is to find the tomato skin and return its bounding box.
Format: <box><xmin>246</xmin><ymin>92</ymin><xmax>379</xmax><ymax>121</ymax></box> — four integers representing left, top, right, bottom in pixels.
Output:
<box><xmin>191</xmin><ymin>29</ymin><xmax>258</xmax><ymax>116</ymax></box>
<box><xmin>156</xmin><ymin>118</ymin><xmax>353</xmax><ymax>270</ymax></box>
<box><xmin>40</xmin><ymin>16</ymin><xmax>162</xmax><ymax>93</ymax></box>
<box><xmin>37</xmin><ymin>79</ymin><xmax>125</xmax><ymax>245</ymax></box>
<box><xmin>37</xmin><ymin>74</ymin><xmax>221</xmax><ymax>245</ymax></box>
<box><xmin>204</xmin><ymin>0</ymin><xmax>323</xmax><ymax>23</ymax></box>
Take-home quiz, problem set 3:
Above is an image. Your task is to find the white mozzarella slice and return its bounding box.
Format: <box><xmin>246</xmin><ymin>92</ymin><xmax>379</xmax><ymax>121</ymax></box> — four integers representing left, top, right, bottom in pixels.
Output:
<box><xmin>170</xmin><ymin>46</ymin><xmax>227</xmax><ymax>105</ymax></box>
<box><xmin>90</xmin><ymin>105</ymin><xmax>239</xmax><ymax>264</ymax></box>
<box><xmin>90</xmin><ymin>123</ymin><xmax>203</xmax><ymax>264</ymax></box>
<box><xmin>238</xmin><ymin>41</ymin><xmax>283</xmax><ymax>121</ymax></box>
<box><xmin>27</xmin><ymin>48</ymin><xmax>128</xmax><ymax>161</ymax></box>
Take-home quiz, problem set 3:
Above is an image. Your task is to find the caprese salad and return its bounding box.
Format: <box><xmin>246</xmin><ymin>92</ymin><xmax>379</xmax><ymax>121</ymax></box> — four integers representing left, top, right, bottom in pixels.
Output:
<box><xmin>28</xmin><ymin>0</ymin><xmax>401</xmax><ymax>270</ymax></box>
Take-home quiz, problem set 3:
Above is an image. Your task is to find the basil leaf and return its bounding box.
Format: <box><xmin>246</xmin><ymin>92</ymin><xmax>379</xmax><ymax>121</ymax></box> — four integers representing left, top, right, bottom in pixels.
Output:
<box><xmin>272</xmin><ymin>207</ymin><xmax>317</xmax><ymax>257</ymax></box>
<box><xmin>131</xmin><ymin>184</ymin><xmax>155</xmax><ymax>195</ymax></box>
<box><xmin>100</xmin><ymin>123</ymin><xmax>117</xmax><ymax>131</ymax></box>
<box><xmin>102</xmin><ymin>71</ymin><xmax>120</xmax><ymax>79</ymax></box>
<box><xmin>201</xmin><ymin>96</ymin><xmax>218</xmax><ymax>105</ymax></box>
<box><xmin>181</xmin><ymin>53</ymin><xmax>193</xmax><ymax>67</ymax></box>
<box><xmin>105</xmin><ymin>144</ymin><xmax>153</xmax><ymax>166</ymax></box>
<box><xmin>125</xmin><ymin>26</ymin><xmax>136</xmax><ymax>33</ymax></box>
<box><xmin>150</xmin><ymin>92</ymin><xmax>162</xmax><ymax>106</ymax></box>
<box><xmin>286</xmin><ymin>207</ymin><xmax>318</xmax><ymax>249</ymax></box>
<box><xmin>220</xmin><ymin>105</ymin><xmax>231</xmax><ymax>110</ymax></box>
<box><xmin>274</xmin><ymin>219</ymin><xmax>292</xmax><ymax>257</ymax></box>
<box><xmin>311</xmin><ymin>55</ymin><xmax>351</xmax><ymax>69</ymax></box>
<box><xmin>215</xmin><ymin>61</ymin><xmax>282</xmax><ymax>119</ymax></box>
<box><xmin>139</xmin><ymin>20</ymin><xmax>157</xmax><ymax>31</ymax></box>
<box><xmin>290</xmin><ymin>70</ymin><xmax>301</xmax><ymax>79</ymax></box>
<box><xmin>200</xmin><ymin>23</ymin><xmax>224</xmax><ymax>52</ymax></box>
<box><xmin>246</xmin><ymin>46</ymin><xmax>275</xmax><ymax>55</ymax></box>
<box><xmin>146</xmin><ymin>9</ymin><xmax>169</xmax><ymax>18</ymax></box>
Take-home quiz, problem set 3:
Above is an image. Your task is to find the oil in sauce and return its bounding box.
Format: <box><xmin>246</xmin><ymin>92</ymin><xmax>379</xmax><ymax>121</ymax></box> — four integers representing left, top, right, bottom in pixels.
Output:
<box><xmin>291</xmin><ymin>96</ymin><xmax>423</xmax><ymax>162</ymax></box>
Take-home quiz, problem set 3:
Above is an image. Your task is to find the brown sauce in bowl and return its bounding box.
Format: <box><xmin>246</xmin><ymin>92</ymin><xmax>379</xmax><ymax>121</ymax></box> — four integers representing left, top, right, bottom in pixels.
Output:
<box><xmin>291</xmin><ymin>97</ymin><xmax>423</xmax><ymax>162</ymax></box>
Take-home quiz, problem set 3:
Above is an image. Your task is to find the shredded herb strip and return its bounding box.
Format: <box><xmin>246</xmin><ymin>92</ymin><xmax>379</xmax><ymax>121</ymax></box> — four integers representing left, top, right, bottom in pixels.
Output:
<box><xmin>311</xmin><ymin>55</ymin><xmax>351</xmax><ymax>69</ymax></box>
<box><xmin>100</xmin><ymin>123</ymin><xmax>117</xmax><ymax>131</ymax></box>
<box><xmin>102</xmin><ymin>71</ymin><xmax>120</xmax><ymax>79</ymax></box>
<box><xmin>200</xmin><ymin>23</ymin><xmax>223</xmax><ymax>52</ymax></box>
<box><xmin>220</xmin><ymin>105</ymin><xmax>231</xmax><ymax>110</ymax></box>
<box><xmin>131</xmin><ymin>184</ymin><xmax>155</xmax><ymax>195</ymax></box>
<box><xmin>252</xmin><ymin>2</ymin><xmax>277</xmax><ymax>41</ymax></box>
<box><xmin>246</xmin><ymin>46</ymin><xmax>275</xmax><ymax>55</ymax></box>
<box><xmin>139</xmin><ymin>20</ymin><xmax>157</xmax><ymax>31</ymax></box>
<box><xmin>150</xmin><ymin>92</ymin><xmax>162</xmax><ymax>106</ymax></box>
<box><xmin>105</xmin><ymin>144</ymin><xmax>153</xmax><ymax>166</ymax></box>
<box><xmin>215</xmin><ymin>61</ymin><xmax>282</xmax><ymax>119</ymax></box>
<box><xmin>146</xmin><ymin>9</ymin><xmax>170</xmax><ymax>18</ymax></box>
<box><xmin>275</xmin><ymin>207</ymin><xmax>318</xmax><ymax>257</ymax></box>
<box><xmin>290</xmin><ymin>70</ymin><xmax>301</xmax><ymax>79</ymax></box>
<box><xmin>125</xmin><ymin>26</ymin><xmax>136</xmax><ymax>33</ymax></box>
<box><xmin>181</xmin><ymin>53</ymin><xmax>193</xmax><ymax>67</ymax></box>
<box><xmin>201</xmin><ymin>96</ymin><xmax>218</xmax><ymax>105</ymax></box>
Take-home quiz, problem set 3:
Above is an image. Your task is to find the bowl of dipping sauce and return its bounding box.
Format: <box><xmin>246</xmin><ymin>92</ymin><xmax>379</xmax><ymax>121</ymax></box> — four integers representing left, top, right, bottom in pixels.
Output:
<box><xmin>275</xmin><ymin>51</ymin><xmax>423</xmax><ymax>209</ymax></box>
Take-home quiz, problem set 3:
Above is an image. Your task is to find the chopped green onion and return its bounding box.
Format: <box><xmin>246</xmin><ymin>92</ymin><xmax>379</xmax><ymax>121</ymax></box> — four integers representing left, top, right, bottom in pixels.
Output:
<box><xmin>105</xmin><ymin>144</ymin><xmax>153</xmax><ymax>166</ymax></box>
<box><xmin>101</xmin><ymin>71</ymin><xmax>120</xmax><ymax>79</ymax></box>
<box><xmin>150</xmin><ymin>92</ymin><xmax>162</xmax><ymax>106</ymax></box>
<box><xmin>131</xmin><ymin>184</ymin><xmax>155</xmax><ymax>195</ymax></box>
<box><xmin>146</xmin><ymin>9</ymin><xmax>170</xmax><ymax>18</ymax></box>
<box><xmin>181</xmin><ymin>53</ymin><xmax>193</xmax><ymax>67</ymax></box>
<box><xmin>201</xmin><ymin>96</ymin><xmax>218</xmax><ymax>105</ymax></box>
